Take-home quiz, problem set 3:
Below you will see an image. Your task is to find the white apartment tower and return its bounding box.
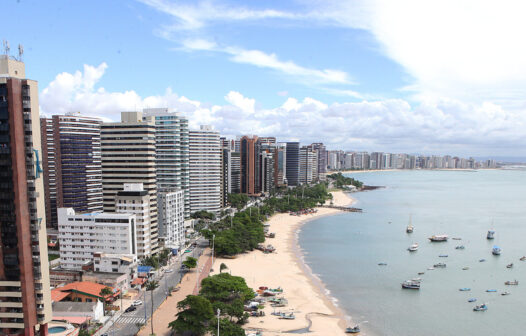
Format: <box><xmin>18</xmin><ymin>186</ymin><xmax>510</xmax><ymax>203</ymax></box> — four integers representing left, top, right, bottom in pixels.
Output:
<box><xmin>101</xmin><ymin>112</ymin><xmax>158</xmax><ymax>255</ymax></box>
<box><xmin>299</xmin><ymin>147</ymin><xmax>318</xmax><ymax>184</ymax></box>
<box><xmin>158</xmin><ymin>190</ymin><xmax>185</xmax><ymax>250</ymax></box>
<box><xmin>115</xmin><ymin>183</ymin><xmax>154</xmax><ymax>258</ymax></box>
<box><xmin>189</xmin><ymin>125</ymin><xmax>221</xmax><ymax>214</ymax></box>
<box><xmin>57</xmin><ymin>208</ymin><xmax>137</xmax><ymax>270</ymax></box>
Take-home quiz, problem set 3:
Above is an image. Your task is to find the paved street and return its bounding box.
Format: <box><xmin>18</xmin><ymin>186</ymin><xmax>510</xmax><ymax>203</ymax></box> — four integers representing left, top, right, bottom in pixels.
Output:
<box><xmin>96</xmin><ymin>238</ymin><xmax>207</xmax><ymax>336</ymax></box>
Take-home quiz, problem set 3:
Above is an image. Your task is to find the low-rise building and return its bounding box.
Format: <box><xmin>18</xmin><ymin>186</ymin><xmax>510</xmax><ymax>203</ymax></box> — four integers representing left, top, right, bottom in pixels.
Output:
<box><xmin>52</xmin><ymin>301</ymin><xmax>104</xmax><ymax>323</ymax></box>
<box><xmin>58</xmin><ymin>208</ymin><xmax>137</xmax><ymax>270</ymax></box>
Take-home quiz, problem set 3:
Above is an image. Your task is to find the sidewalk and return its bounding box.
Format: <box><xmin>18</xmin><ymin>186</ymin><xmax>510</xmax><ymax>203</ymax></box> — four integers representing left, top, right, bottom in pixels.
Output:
<box><xmin>137</xmin><ymin>248</ymin><xmax>212</xmax><ymax>336</ymax></box>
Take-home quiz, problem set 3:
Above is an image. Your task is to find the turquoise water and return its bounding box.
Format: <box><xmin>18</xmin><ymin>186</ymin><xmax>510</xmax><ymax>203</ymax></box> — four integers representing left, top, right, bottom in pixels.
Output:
<box><xmin>299</xmin><ymin>170</ymin><xmax>526</xmax><ymax>336</ymax></box>
<box><xmin>48</xmin><ymin>326</ymin><xmax>67</xmax><ymax>334</ymax></box>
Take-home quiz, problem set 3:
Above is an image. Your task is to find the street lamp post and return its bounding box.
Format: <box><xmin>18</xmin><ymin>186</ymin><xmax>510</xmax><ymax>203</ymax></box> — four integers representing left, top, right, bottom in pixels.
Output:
<box><xmin>217</xmin><ymin>308</ymin><xmax>221</xmax><ymax>336</ymax></box>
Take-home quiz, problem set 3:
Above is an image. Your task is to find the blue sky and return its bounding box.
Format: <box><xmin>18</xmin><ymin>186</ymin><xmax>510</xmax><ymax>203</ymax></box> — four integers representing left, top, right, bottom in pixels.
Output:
<box><xmin>4</xmin><ymin>0</ymin><xmax>526</xmax><ymax>156</ymax></box>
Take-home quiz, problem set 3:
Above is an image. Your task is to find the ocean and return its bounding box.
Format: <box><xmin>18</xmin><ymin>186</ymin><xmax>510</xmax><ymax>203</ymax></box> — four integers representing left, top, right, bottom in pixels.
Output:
<box><xmin>299</xmin><ymin>169</ymin><xmax>526</xmax><ymax>336</ymax></box>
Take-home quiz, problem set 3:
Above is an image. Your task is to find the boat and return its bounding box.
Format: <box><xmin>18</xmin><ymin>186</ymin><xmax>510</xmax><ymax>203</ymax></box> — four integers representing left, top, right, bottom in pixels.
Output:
<box><xmin>507</xmin><ymin>263</ymin><xmax>513</xmax><ymax>268</ymax></box>
<box><xmin>501</xmin><ymin>291</ymin><xmax>511</xmax><ymax>296</ymax></box>
<box><xmin>439</xmin><ymin>254</ymin><xmax>448</xmax><ymax>258</ymax></box>
<box><xmin>520</xmin><ymin>256</ymin><xmax>526</xmax><ymax>261</ymax></box>
<box><xmin>401</xmin><ymin>280</ymin><xmax>421</xmax><ymax>289</ymax></box>
<box><xmin>411</xmin><ymin>277</ymin><xmax>422</xmax><ymax>282</ymax></box>
<box><xmin>418</xmin><ymin>272</ymin><xmax>425</xmax><ymax>275</ymax></box>
<box><xmin>505</xmin><ymin>280</ymin><xmax>519</xmax><ymax>285</ymax></box>
<box><xmin>345</xmin><ymin>325</ymin><xmax>361</xmax><ymax>334</ymax></box>
<box><xmin>433</xmin><ymin>263</ymin><xmax>446</xmax><ymax>268</ymax></box>
<box><xmin>487</xmin><ymin>230</ymin><xmax>495</xmax><ymax>239</ymax></box>
<box><xmin>468</xmin><ymin>298</ymin><xmax>477</xmax><ymax>302</ymax></box>
<box><xmin>406</xmin><ymin>215</ymin><xmax>413</xmax><ymax>233</ymax></box>
<box><xmin>407</xmin><ymin>243</ymin><xmax>419</xmax><ymax>252</ymax></box>
<box><xmin>427</xmin><ymin>267</ymin><xmax>435</xmax><ymax>270</ymax></box>
<box><xmin>459</xmin><ymin>288</ymin><xmax>471</xmax><ymax>291</ymax></box>
<box><xmin>473</xmin><ymin>303</ymin><xmax>488</xmax><ymax>311</ymax></box>
<box><xmin>462</xmin><ymin>267</ymin><xmax>470</xmax><ymax>270</ymax></box>
<box><xmin>486</xmin><ymin>289</ymin><xmax>497</xmax><ymax>292</ymax></box>
<box><xmin>279</xmin><ymin>313</ymin><xmax>295</xmax><ymax>320</ymax></box>
<box><xmin>428</xmin><ymin>235</ymin><xmax>448</xmax><ymax>242</ymax></box>
<box><xmin>479</xmin><ymin>259</ymin><xmax>486</xmax><ymax>262</ymax></box>
<box><xmin>378</xmin><ymin>262</ymin><xmax>387</xmax><ymax>266</ymax></box>
<box><xmin>492</xmin><ymin>246</ymin><xmax>501</xmax><ymax>255</ymax></box>
<box><xmin>452</xmin><ymin>237</ymin><xmax>462</xmax><ymax>240</ymax></box>
<box><xmin>455</xmin><ymin>245</ymin><xmax>465</xmax><ymax>250</ymax></box>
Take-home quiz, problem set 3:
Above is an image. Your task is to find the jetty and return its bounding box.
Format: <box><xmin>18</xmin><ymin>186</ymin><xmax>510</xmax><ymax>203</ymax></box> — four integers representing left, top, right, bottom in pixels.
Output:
<box><xmin>321</xmin><ymin>205</ymin><xmax>362</xmax><ymax>212</ymax></box>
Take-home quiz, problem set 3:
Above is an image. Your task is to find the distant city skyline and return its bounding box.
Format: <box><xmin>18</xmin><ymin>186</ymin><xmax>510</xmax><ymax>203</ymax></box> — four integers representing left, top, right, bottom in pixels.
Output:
<box><xmin>4</xmin><ymin>1</ymin><xmax>526</xmax><ymax>156</ymax></box>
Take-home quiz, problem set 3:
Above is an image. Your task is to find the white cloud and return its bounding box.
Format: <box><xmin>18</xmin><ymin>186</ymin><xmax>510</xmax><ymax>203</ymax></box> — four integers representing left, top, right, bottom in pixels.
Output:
<box><xmin>180</xmin><ymin>38</ymin><xmax>351</xmax><ymax>85</ymax></box>
<box><xmin>39</xmin><ymin>63</ymin><xmax>526</xmax><ymax>156</ymax></box>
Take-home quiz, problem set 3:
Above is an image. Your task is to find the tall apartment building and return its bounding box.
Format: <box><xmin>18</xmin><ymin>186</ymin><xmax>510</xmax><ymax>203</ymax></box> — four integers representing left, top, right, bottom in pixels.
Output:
<box><xmin>220</xmin><ymin>147</ymin><xmax>231</xmax><ymax>207</ymax></box>
<box><xmin>142</xmin><ymin>108</ymin><xmax>189</xmax><ymax>215</ymax></box>
<box><xmin>189</xmin><ymin>126</ymin><xmax>221</xmax><ymax>214</ymax></box>
<box><xmin>57</xmin><ymin>208</ymin><xmax>136</xmax><ymax>270</ymax></box>
<box><xmin>285</xmin><ymin>142</ymin><xmax>300</xmax><ymax>186</ymax></box>
<box><xmin>230</xmin><ymin>152</ymin><xmax>241</xmax><ymax>193</ymax></box>
<box><xmin>101</xmin><ymin>112</ymin><xmax>158</xmax><ymax>255</ymax></box>
<box><xmin>299</xmin><ymin>146</ymin><xmax>317</xmax><ymax>184</ymax></box>
<box><xmin>157</xmin><ymin>190</ymin><xmax>185</xmax><ymax>250</ymax></box>
<box><xmin>0</xmin><ymin>55</ymin><xmax>52</xmax><ymax>334</ymax></box>
<box><xmin>274</xmin><ymin>143</ymin><xmax>287</xmax><ymax>186</ymax></box>
<box><xmin>240</xmin><ymin>135</ymin><xmax>261</xmax><ymax>195</ymax></box>
<box><xmin>40</xmin><ymin>113</ymin><xmax>102</xmax><ymax>228</ymax></box>
<box><xmin>308</xmin><ymin>143</ymin><xmax>327</xmax><ymax>175</ymax></box>
<box><xmin>115</xmin><ymin>184</ymin><xmax>154</xmax><ymax>258</ymax></box>
<box><xmin>260</xmin><ymin>150</ymin><xmax>275</xmax><ymax>193</ymax></box>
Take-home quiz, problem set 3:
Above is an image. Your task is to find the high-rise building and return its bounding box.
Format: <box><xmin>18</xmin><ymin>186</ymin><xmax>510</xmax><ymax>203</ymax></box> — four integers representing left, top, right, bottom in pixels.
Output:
<box><xmin>57</xmin><ymin>208</ymin><xmax>137</xmax><ymax>270</ymax></box>
<box><xmin>40</xmin><ymin>112</ymin><xmax>102</xmax><ymax>228</ymax></box>
<box><xmin>115</xmin><ymin>183</ymin><xmax>154</xmax><ymax>258</ymax></box>
<box><xmin>157</xmin><ymin>190</ymin><xmax>185</xmax><ymax>250</ymax></box>
<box><xmin>142</xmin><ymin>108</ymin><xmax>190</xmax><ymax>216</ymax></box>
<box><xmin>189</xmin><ymin>126</ymin><xmax>221</xmax><ymax>214</ymax></box>
<box><xmin>260</xmin><ymin>150</ymin><xmax>275</xmax><ymax>193</ymax></box>
<box><xmin>0</xmin><ymin>55</ymin><xmax>52</xmax><ymax>334</ymax></box>
<box><xmin>220</xmin><ymin>147</ymin><xmax>231</xmax><ymax>207</ymax></box>
<box><xmin>274</xmin><ymin>143</ymin><xmax>287</xmax><ymax>187</ymax></box>
<box><xmin>309</xmin><ymin>143</ymin><xmax>327</xmax><ymax>175</ymax></box>
<box><xmin>285</xmin><ymin>142</ymin><xmax>300</xmax><ymax>186</ymax></box>
<box><xmin>299</xmin><ymin>146</ymin><xmax>317</xmax><ymax>184</ymax></box>
<box><xmin>230</xmin><ymin>152</ymin><xmax>241</xmax><ymax>193</ymax></box>
<box><xmin>240</xmin><ymin>135</ymin><xmax>261</xmax><ymax>195</ymax></box>
<box><xmin>101</xmin><ymin>112</ymin><xmax>158</xmax><ymax>255</ymax></box>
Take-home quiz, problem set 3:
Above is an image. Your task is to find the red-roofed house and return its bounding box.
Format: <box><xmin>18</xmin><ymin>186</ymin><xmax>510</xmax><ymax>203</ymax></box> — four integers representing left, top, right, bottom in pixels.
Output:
<box><xmin>51</xmin><ymin>281</ymin><xmax>120</xmax><ymax>303</ymax></box>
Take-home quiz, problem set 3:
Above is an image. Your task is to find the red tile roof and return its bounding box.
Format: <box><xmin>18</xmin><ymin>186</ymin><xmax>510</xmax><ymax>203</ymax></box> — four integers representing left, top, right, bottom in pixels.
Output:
<box><xmin>52</xmin><ymin>281</ymin><xmax>119</xmax><ymax>302</ymax></box>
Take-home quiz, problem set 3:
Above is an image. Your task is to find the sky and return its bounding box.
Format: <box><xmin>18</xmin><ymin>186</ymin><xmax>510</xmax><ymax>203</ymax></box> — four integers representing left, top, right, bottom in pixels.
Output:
<box><xmin>3</xmin><ymin>0</ymin><xmax>526</xmax><ymax>157</ymax></box>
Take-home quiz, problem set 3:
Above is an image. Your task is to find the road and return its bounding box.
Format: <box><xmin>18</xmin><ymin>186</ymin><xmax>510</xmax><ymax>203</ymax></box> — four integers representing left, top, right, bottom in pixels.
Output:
<box><xmin>96</xmin><ymin>238</ymin><xmax>207</xmax><ymax>336</ymax></box>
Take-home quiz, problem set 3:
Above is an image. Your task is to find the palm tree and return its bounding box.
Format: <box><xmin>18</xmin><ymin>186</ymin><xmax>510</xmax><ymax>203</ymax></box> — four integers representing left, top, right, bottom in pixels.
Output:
<box><xmin>145</xmin><ymin>280</ymin><xmax>159</xmax><ymax>335</ymax></box>
<box><xmin>99</xmin><ymin>287</ymin><xmax>113</xmax><ymax>315</ymax></box>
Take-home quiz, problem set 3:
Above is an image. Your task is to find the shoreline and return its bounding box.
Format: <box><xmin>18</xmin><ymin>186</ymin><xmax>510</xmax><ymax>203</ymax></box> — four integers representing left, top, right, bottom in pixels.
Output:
<box><xmin>211</xmin><ymin>190</ymin><xmax>360</xmax><ymax>335</ymax></box>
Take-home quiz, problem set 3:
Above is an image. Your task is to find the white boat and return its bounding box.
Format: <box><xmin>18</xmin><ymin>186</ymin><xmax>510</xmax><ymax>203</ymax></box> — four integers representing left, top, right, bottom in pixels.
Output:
<box><xmin>402</xmin><ymin>280</ymin><xmax>420</xmax><ymax>289</ymax></box>
<box><xmin>492</xmin><ymin>246</ymin><xmax>501</xmax><ymax>255</ymax></box>
<box><xmin>407</xmin><ymin>243</ymin><xmax>419</xmax><ymax>252</ymax></box>
<box><xmin>487</xmin><ymin>230</ymin><xmax>495</xmax><ymax>239</ymax></box>
<box><xmin>406</xmin><ymin>215</ymin><xmax>414</xmax><ymax>233</ymax></box>
<box><xmin>428</xmin><ymin>235</ymin><xmax>448</xmax><ymax>242</ymax></box>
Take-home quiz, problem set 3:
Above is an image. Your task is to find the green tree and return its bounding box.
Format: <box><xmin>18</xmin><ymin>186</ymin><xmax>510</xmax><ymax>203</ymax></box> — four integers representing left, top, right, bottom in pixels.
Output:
<box><xmin>219</xmin><ymin>263</ymin><xmax>228</xmax><ymax>273</ymax></box>
<box><xmin>169</xmin><ymin>295</ymin><xmax>214</xmax><ymax>336</ymax></box>
<box><xmin>210</xmin><ymin>318</ymin><xmax>246</xmax><ymax>336</ymax></box>
<box><xmin>145</xmin><ymin>280</ymin><xmax>159</xmax><ymax>335</ymax></box>
<box><xmin>99</xmin><ymin>287</ymin><xmax>113</xmax><ymax>315</ymax></box>
<box><xmin>191</xmin><ymin>210</ymin><xmax>216</xmax><ymax>220</ymax></box>
<box><xmin>228</xmin><ymin>193</ymin><xmax>249</xmax><ymax>210</ymax></box>
<box><xmin>183</xmin><ymin>256</ymin><xmax>198</xmax><ymax>269</ymax></box>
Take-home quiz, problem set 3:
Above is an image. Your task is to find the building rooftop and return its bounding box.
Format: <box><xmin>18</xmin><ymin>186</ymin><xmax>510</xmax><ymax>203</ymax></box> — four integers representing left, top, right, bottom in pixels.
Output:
<box><xmin>53</xmin><ymin>301</ymin><xmax>98</xmax><ymax>313</ymax></box>
<box><xmin>52</xmin><ymin>281</ymin><xmax>118</xmax><ymax>302</ymax></box>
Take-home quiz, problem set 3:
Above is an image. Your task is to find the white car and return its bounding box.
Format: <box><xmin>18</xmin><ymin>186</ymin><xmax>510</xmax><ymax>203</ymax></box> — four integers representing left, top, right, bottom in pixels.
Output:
<box><xmin>132</xmin><ymin>300</ymin><xmax>143</xmax><ymax>306</ymax></box>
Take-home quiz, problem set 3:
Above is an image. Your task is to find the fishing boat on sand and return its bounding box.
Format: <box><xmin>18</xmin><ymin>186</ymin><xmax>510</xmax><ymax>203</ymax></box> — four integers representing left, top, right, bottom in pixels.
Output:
<box><xmin>345</xmin><ymin>325</ymin><xmax>361</xmax><ymax>334</ymax></box>
<box><xmin>473</xmin><ymin>303</ymin><xmax>488</xmax><ymax>311</ymax></box>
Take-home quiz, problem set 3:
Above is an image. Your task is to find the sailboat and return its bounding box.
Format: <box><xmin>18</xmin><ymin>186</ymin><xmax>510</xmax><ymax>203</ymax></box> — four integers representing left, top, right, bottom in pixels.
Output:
<box><xmin>406</xmin><ymin>215</ymin><xmax>414</xmax><ymax>233</ymax></box>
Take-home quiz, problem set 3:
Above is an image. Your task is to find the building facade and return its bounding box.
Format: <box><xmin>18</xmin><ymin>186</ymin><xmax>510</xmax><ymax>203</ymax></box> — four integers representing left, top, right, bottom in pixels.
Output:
<box><xmin>0</xmin><ymin>55</ymin><xmax>52</xmax><ymax>335</ymax></box>
<box><xmin>57</xmin><ymin>208</ymin><xmax>137</xmax><ymax>270</ymax></box>
<box><xmin>40</xmin><ymin>113</ymin><xmax>102</xmax><ymax>228</ymax></box>
<box><xmin>157</xmin><ymin>190</ymin><xmax>185</xmax><ymax>250</ymax></box>
<box><xmin>189</xmin><ymin>126</ymin><xmax>221</xmax><ymax>214</ymax></box>
<box><xmin>285</xmin><ymin>142</ymin><xmax>300</xmax><ymax>186</ymax></box>
<box><xmin>101</xmin><ymin>112</ymin><xmax>158</xmax><ymax>255</ymax></box>
<box><xmin>240</xmin><ymin>135</ymin><xmax>261</xmax><ymax>195</ymax></box>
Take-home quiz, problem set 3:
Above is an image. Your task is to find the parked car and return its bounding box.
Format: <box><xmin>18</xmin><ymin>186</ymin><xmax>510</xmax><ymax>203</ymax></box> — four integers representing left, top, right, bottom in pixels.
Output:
<box><xmin>132</xmin><ymin>300</ymin><xmax>143</xmax><ymax>306</ymax></box>
<box><xmin>125</xmin><ymin>306</ymin><xmax>137</xmax><ymax>313</ymax></box>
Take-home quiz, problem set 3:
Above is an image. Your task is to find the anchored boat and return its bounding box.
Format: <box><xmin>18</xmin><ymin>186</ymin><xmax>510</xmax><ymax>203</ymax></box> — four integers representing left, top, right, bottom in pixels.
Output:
<box><xmin>492</xmin><ymin>246</ymin><xmax>501</xmax><ymax>255</ymax></box>
<box><xmin>401</xmin><ymin>280</ymin><xmax>421</xmax><ymax>289</ymax></box>
<box><xmin>473</xmin><ymin>303</ymin><xmax>488</xmax><ymax>311</ymax></box>
<box><xmin>407</xmin><ymin>243</ymin><xmax>419</xmax><ymax>252</ymax></box>
<box><xmin>487</xmin><ymin>230</ymin><xmax>495</xmax><ymax>239</ymax></box>
<box><xmin>505</xmin><ymin>280</ymin><xmax>519</xmax><ymax>285</ymax></box>
<box><xmin>428</xmin><ymin>235</ymin><xmax>448</xmax><ymax>242</ymax></box>
<box><xmin>345</xmin><ymin>325</ymin><xmax>361</xmax><ymax>334</ymax></box>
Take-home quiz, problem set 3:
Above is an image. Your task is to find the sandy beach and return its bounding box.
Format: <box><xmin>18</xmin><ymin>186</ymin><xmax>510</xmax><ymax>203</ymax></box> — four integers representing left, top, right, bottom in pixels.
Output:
<box><xmin>211</xmin><ymin>190</ymin><xmax>355</xmax><ymax>335</ymax></box>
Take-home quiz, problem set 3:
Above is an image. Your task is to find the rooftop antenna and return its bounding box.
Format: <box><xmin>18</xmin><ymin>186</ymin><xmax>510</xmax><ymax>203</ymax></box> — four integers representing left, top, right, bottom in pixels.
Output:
<box><xmin>2</xmin><ymin>40</ymin><xmax>9</xmax><ymax>56</ymax></box>
<box><xmin>18</xmin><ymin>44</ymin><xmax>23</xmax><ymax>61</ymax></box>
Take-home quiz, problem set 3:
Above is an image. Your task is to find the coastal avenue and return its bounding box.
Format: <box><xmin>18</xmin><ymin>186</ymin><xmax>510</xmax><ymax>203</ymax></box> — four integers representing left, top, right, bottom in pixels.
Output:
<box><xmin>95</xmin><ymin>238</ymin><xmax>207</xmax><ymax>336</ymax></box>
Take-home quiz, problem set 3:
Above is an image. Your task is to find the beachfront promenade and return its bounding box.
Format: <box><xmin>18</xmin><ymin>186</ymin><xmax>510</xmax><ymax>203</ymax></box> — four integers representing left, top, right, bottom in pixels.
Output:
<box><xmin>137</xmin><ymin>247</ymin><xmax>213</xmax><ymax>336</ymax></box>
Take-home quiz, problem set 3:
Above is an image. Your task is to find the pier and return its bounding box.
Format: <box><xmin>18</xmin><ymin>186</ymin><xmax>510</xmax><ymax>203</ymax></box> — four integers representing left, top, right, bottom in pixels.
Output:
<box><xmin>321</xmin><ymin>205</ymin><xmax>363</xmax><ymax>212</ymax></box>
